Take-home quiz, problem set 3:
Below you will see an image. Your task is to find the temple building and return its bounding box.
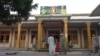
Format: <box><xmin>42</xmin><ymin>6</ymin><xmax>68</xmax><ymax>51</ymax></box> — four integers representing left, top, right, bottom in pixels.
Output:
<box><xmin>0</xmin><ymin>5</ymin><xmax>100</xmax><ymax>51</ymax></box>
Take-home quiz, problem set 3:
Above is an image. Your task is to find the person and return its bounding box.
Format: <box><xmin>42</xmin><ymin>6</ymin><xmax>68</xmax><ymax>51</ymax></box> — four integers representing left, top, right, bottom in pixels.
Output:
<box><xmin>32</xmin><ymin>36</ymin><xmax>36</xmax><ymax>51</ymax></box>
<box><xmin>47</xmin><ymin>34</ymin><xmax>56</xmax><ymax>56</ymax></box>
<box><xmin>59</xmin><ymin>33</ymin><xmax>66</xmax><ymax>55</ymax></box>
<box><xmin>92</xmin><ymin>34</ymin><xmax>98</xmax><ymax>54</ymax></box>
<box><xmin>98</xmin><ymin>36</ymin><xmax>100</xmax><ymax>56</ymax></box>
<box><xmin>56</xmin><ymin>39</ymin><xmax>60</xmax><ymax>52</ymax></box>
<box><xmin>50</xmin><ymin>7</ymin><xmax>56</xmax><ymax>14</ymax></box>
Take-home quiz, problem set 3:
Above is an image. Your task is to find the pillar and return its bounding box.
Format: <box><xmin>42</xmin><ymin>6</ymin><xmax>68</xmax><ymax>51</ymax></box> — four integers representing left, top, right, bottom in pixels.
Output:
<box><xmin>9</xmin><ymin>30</ymin><xmax>13</xmax><ymax>48</ymax></box>
<box><xmin>42</xmin><ymin>29</ymin><xmax>45</xmax><ymax>48</ymax></box>
<box><xmin>12</xmin><ymin>29</ymin><xmax>15</xmax><ymax>48</ymax></box>
<box><xmin>25</xmin><ymin>30</ymin><xmax>29</xmax><ymax>48</ymax></box>
<box><xmin>86</xmin><ymin>22</ymin><xmax>92</xmax><ymax>50</ymax></box>
<box><xmin>40</xmin><ymin>20</ymin><xmax>43</xmax><ymax>48</ymax></box>
<box><xmin>79</xmin><ymin>29</ymin><xmax>83</xmax><ymax>48</ymax></box>
<box><xmin>63</xmin><ymin>18</ymin><xmax>68</xmax><ymax>49</ymax></box>
<box><xmin>16</xmin><ymin>23</ymin><xmax>22</xmax><ymax>49</ymax></box>
<box><xmin>37</xmin><ymin>19</ymin><xmax>42</xmax><ymax>50</ymax></box>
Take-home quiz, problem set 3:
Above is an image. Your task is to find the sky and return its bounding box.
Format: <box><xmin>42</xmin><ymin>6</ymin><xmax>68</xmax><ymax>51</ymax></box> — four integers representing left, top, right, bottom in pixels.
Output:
<box><xmin>30</xmin><ymin>0</ymin><xmax>100</xmax><ymax>15</ymax></box>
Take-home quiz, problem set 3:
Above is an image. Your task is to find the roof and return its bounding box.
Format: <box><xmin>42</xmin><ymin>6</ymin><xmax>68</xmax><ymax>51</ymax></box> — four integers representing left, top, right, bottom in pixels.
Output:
<box><xmin>90</xmin><ymin>4</ymin><xmax>100</xmax><ymax>16</ymax></box>
<box><xmin>31</xmin><ymin>13</ymin><xmax>90</xmax><ymax>17</ymax></box>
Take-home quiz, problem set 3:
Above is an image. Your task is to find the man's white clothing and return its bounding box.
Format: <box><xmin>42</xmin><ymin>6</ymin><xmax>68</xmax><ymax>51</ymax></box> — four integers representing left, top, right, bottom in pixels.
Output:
<box><xmin>98</xmin><ymin>36</ymin><xmax>100</xmax><ymax>48</ymax></box>
<box><xmin>48</xmin><ymin>36</ymin><xmax>55</xmax><ymax>55</ymax></box>
<box><xmin>92</xmin><ymin>37</ymin><xmax>99</xmax><ymax>54</ymax></box>
<box><xmin>33</xmin><ymin>37</ymin><xmax>36</xmax><ymax>47</ymax></box>
<box><xmin>92</xmin><ymin>37</ymin><xmax>98</xmax><ymax>48</ymax></box>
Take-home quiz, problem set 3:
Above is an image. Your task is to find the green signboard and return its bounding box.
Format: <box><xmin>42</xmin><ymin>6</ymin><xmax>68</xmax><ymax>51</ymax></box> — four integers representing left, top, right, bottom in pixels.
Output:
<box><xmin>40</xmin><ymin>6</ymin><xmax>66</xmax><ymax>15</ymax></box>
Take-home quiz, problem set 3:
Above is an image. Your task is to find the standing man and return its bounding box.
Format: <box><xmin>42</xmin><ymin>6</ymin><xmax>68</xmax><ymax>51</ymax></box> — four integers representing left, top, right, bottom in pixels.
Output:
<box><xmin>59</xmin><ymin>33</ymin><xmax>66</xmax><ymax>55</ymax></box>
<box><xmin>47</xmin><ymin>34</ymin><xmax>56</xmax><ymax>56</ymax></box>
<box><xmin>98</xmin><ymin>36</ymin><xmax>100</xmax><ymax>56</ymax></box>
<box><xmin>32</xmin><ymin>36</ymin><xmax>36</xmax><ymax>51</ymax></box>
<box><xmin>92</xmin><ymin>34</ymin><xmax>98</xmax><ymax>54</ymax></box>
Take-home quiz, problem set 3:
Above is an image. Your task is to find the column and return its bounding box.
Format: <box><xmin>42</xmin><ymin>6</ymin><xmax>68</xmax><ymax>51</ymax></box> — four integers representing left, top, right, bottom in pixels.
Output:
<box><xmin>42</xmin><ymin>29</ymin><xmax>45</xmax><ymax>48</ymax></box>
<box><xmin>16</xmin><ymin>23</ymin><xmax>22</xmax><ymax>49</ymax></box>
<box><xmin>79</xmin><ymin>29</ymin><xmax>83</xmax><ymax>48</ymax></box>
<box><xmin>37</xmin><ymin>19</ymin><xmax>42</xmax><ymax>50</ymax></box>
<box><xmin>63</xmin><ymin>18</ymin><xmax>68</xmax><ymax>49</ymax></box>
<box><xmin>40</xmin><ymin>22</ymin><xmax>43</xmax><ymax>48</ymax></box>
<box><xmin>86</xmin><ymin>22</ymin><xmax>92</xmax><ymax>50</ymax></box>
<box><xmin>25</xmin><ymin>30</ymin><xmax>29</xmax><ymax>48</ymax></box>
<box><xmin>12</xmin><ymin>29</ymin><xmax>15</xmax><ymax>48</ymax></box>
<box><xmin>9</xmin><ymin>30</ymin><xmax>13</xmax><ymax>48</ymax></box>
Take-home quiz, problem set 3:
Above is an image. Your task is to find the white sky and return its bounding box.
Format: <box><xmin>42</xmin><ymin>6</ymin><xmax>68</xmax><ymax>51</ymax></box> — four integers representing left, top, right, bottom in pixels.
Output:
<box><xmin>30</xmin><ymin>0</ymin><xmax>100</xmax><ymax>15</ymax></box>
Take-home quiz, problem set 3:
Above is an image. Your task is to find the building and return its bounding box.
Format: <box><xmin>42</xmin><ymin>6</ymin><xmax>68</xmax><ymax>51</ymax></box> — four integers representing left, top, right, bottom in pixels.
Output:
<box><xmin>0</xmin><ymin>14</ymin><xmax>100</xmax><ymax>51</ymax></box>
<box><xmin>0</xmin><ymin>4</ymin><xmax>100</xmax><ymax>50</ymax></box>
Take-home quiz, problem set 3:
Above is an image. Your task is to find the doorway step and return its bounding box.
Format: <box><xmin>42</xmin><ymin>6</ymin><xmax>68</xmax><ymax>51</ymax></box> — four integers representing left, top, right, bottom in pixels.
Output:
<box><xmin>71</xmin><ymin>48</ymin><xmax>91</xmax><ymax>52</ymax></box>
<box><xmin>37</xmin><ymin>48</ymin><xmax>48</xmax><ymax>52</ymax></box>
<box><xmin>37</xmin><ymin>48</ymin><xmax>91</xmax><ymax>52</ymax></box>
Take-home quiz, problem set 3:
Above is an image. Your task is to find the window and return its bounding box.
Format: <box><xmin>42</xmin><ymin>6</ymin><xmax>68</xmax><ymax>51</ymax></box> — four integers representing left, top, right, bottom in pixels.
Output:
<box><xmin>0</xmin><ymin>31</ymin><xmax>10</xmax><ymax>43</ymax></box>
<box><xmin>5</xmin><ymin>35</ymin><xmax>9</xmax><ymax>42</ymax></box>
<box><xmin>0</xmin><ymin>35</ymin><xmax>3</xmax><ymax>42</ymax></box>
<box><xmin>14</xmin><ymin>31</ymin><xmax>26</xmax><ymax>40</ymax></box>
<box><xmin>31</xmin><ymin>31</ymin><xmax>37</xmax><ymax>43</ymax></box>
<box><xmin>68</xmin><ymin>30</ymin><xmax>78</xmax><ymax>44</ymax></box>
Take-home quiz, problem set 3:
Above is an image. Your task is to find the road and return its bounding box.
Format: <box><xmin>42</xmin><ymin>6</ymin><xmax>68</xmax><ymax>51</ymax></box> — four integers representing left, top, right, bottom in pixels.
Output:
<box><xmin>0</xmin><ymin>49</ymin><xmax>99</xmax><ymax>56</ymax></box>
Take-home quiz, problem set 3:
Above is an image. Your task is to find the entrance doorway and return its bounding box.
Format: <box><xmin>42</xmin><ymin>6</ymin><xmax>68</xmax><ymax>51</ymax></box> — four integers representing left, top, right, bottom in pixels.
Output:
<box><xmin>14</xmin><ymin>31</ymin><xmax>26</xmax><ymax>48</ymax></box>
<box><xmin>30</xmin><ymin>31</ymin><xmax>37</xmax><ymax>49</ymax></box>
<box><xmin>48</xmin><ymin>30</ymin><xmax>61</xmax><ymax>42</ymax></box>
<box><xmin>47</xmin><ymin>29</ymin><xmax>61</xmax><ymax>51</ymax></box>
<box><xmin>20</xmin><ymin>34</ymin><xmax>26</xmax><ymax>48</ymax></box>
<box><xmin>68</xmin><ymin>30</ymin><xmax>79</xmax><ymax>48</ymax></box>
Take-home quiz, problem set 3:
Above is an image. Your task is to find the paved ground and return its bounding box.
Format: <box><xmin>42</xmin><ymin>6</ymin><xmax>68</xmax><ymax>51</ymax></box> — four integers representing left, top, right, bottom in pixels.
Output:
<box><xmin>0</xmin><ymin>49</ymin><xmax>99</xmax><ymax>56</ymax></box>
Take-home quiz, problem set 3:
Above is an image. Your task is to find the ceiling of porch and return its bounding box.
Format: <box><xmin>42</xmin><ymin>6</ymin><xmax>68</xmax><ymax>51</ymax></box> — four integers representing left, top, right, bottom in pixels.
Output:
<box><xmin>42</xmin><ymin>20</ymin><xmax>63</xmax><ymax>28</ymax></box>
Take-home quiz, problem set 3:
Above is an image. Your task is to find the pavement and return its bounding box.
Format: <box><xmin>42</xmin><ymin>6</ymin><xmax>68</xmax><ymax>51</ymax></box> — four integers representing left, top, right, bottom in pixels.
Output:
<box><xmin>0</xmin><ymin>49</ymin><xmax>99</xmax><ymax>56</ymax></box>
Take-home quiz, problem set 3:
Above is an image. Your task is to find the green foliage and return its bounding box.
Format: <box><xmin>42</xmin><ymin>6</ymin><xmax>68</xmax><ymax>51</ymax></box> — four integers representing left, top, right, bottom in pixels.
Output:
<box><xmin>0</xmin><ymin>0</ymin><xmax>38</xmax><ymax>25</ymax></box>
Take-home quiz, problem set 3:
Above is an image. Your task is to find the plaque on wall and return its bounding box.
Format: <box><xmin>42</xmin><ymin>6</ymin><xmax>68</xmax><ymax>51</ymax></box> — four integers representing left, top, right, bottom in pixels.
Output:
<box><xmin>40</xmin><ymin>5</ymin><xmax>66</xmax><ymax>15</ymax></box>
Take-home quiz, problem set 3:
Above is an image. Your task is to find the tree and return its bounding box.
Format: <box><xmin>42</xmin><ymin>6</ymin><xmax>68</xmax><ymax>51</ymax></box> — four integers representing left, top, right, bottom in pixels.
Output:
<box><xmin>0</xmin><ymin>0</ymin><xmax>38</xmax><ymax>25</ymax></box>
